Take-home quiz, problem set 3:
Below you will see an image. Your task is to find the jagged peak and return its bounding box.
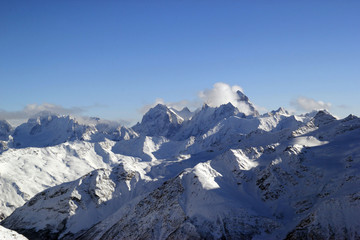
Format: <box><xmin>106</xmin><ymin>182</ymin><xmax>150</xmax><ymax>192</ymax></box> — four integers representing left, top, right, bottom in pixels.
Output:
<box><xmin>236</xmin><ymin>90</ymin><xmax>249</xmax><ymax>102</ymax></box>
<box><xmin>313</xmin><ymin>110</ymin><xmax>336</xmax><ymax>126</ymax></box>
<box><xmin>271</xmin><ymin>107</ymin><xmax>290</xmax><ymax>116</ymax></box>
<box><xmin>170</xmin><ymin>107</ymin><xmax>194</xmax><ymax>121</ymax></box>
<box><xmin>314</xmin><ymin>109</ymin><xmax>334</xmax><ymax>118</ymax></box>
<box><xmin>214</xmin><ymin>102</ymin><xmax>239</xmax><ymax>116</ymax></box>
<box><xmin>152</xmin><ymin>103</ymin><xmax>169</xmax><ymax>111</ymax></box>
<box><xmin>181</xmin><ymin>106</ymin><xmax>191</xmax><ymax>112</ymax></box>
<box><xmin>342</xmin><ymin>114</ymin><xmax>358</xmax><ymax>122</ymax></box>
<box><xmin>142</xmin><ymin>104</ymin><xmax>183</xmax><ymax>124</ymax></box>
<box><xmin>193</xmin><ymin>102</ymin><xmax>238</xmax><ymax>119</ymax></box>
<box><xmin>202</xmin><ymin>103</ymin><xmax>210</xmax><ymax>110</ymax></box>
<box><xmin>235</xmin><ymin>90</ymin><xmax>259</xmax><ymax>117</ymax></box>
<box><xmin>133</xmin><ymin>103</ymin><xmax>184</xmax><ymax>137</ymax></box>
<box><xmin>12</xmin><ymin>114</ymin><xmax>93</xmax><ymax>148</ymax></box>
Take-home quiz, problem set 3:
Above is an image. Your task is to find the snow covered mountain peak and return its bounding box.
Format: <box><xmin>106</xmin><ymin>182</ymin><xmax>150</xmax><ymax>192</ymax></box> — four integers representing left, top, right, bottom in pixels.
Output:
<box><xmin>170</xmin><ymin>107</ymin><xmax>194</xmax><ymax>121</ymax></box>
<box><xmin>133</xmin><ymin>104</ymin><xmax>184</xmax><ymax>137</ymax></box>
<box><xmin>173</xmin><ymin>102</ymin><xmax>244</xmax><ymax>140</ymax></box>
<box><xmin>214</xmin><ymin>102</ymin><xmax>240</xmax><ymax>118</ymax></box>
<box><xmin>235</xmin><ymin>89</ymin><xmax>249</xmax><ymax>101</ymax></box>
<box><xmin>312</xmin><ymin>109</ymin><xmax>337</xmax><ymax>126</ymax></box>
<box><xmin>235</xmin><ymin>90</ymin><xmax>259</xmax><ymax>116</ymax></box>
<box><xmin>271</xmin><ymin>107</ymin><xmax>290</xmax><ymax>116</ymax></box>
<box><xmin>12</xmin><ymin>114</ymin><xmax>92</xmax><ymax>148</ymax></box>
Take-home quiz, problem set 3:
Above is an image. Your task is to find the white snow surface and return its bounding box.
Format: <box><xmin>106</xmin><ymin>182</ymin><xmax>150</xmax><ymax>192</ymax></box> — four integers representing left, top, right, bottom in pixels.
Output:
<box><xmin>0</xmin><ymin>226</ymin><xmax>28</xmax><ymax>240</ymax></box>
<box><xmin>0</xmin><ymin>94</ymin><xmax>360</xmax><ymax>240</ymax></box>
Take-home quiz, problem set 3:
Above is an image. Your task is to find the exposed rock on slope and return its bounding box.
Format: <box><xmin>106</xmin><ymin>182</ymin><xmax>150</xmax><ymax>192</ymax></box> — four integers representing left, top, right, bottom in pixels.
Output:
<box><xmin>0</xmin><ymin>120</ymin><xmax>12</xmax><ymax>141</ymax></box>
<box><xmin>235</xmin><ymin>90</ymin><xmax>259</xmax><ymax>116</ymax></box>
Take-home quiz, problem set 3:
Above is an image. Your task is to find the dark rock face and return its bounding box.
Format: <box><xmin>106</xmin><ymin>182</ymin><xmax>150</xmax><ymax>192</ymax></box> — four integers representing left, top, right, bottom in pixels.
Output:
<box><xmin>0</xmin><ymin>120</ymin><xmax>12</xmax><ymax>141</ymax></box>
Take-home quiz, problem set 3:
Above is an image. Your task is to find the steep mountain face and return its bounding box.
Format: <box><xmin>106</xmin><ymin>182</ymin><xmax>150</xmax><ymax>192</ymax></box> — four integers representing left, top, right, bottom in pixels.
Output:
<box><xmin>12</xmin><ymin>115</ymin><xmax>93</xmax><ymax>148</ymax></box>
<box><xmin>171</xmin><ymin>107</ymin><xmax>194</xmax><ymax>121</ymax></box>
<box><xmin>0</xmin><ymin>120</ymin><xmax>12</xmax><ymax>152</ymax></box>
<box><xmin>235</xmin><ymin>90</ymin><xmax>259</xmax><ymax>116</ymax></box>
<box><xmin>0</xmin><ymin>91</ymin><xmax>359</xmax><ymax>239</ymax></box>
<box><xmin>0</xmin><ymin>120</ymin><xmax>12</xmax><ymax>141</ymax></box>
<box><xmin>132</xmin><ymin>104</ymin><xmax>184</xmax><ymax>137</ymax></box>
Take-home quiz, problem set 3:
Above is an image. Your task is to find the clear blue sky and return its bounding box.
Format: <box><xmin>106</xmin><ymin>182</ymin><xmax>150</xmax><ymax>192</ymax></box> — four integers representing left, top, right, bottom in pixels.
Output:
<box><xmin>1</xmin><ymin>0</ymin><xmax>359</xmax><ymax>123</ymax></box>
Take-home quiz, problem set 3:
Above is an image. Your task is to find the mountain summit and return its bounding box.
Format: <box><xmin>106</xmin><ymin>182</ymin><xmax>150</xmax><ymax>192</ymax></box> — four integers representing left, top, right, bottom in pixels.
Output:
<box><xmin>133</xmin><ymin>104</ymin><xmax>184</xmax><ymax>137</ymax></box>
<box><xmin>235</xmin><ymin>90</ymin><xmax>259</xmax><ymax>116</ymax></box>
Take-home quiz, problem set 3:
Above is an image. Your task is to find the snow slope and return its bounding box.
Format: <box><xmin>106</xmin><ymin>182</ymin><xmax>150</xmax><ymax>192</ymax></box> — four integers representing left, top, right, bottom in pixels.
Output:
<box><xmin>1</xmin><ymin>91</ymin><xmax>360</xmax><ymax>239</ymax></box>
<box><xmin>0</xmin><ymin>226</ymin><xmax>28</xmax><ymax>240</ymax></box>
<box><xmin>0</xmin><ymin>141</ymin><xmax>113</xmax><ymax>219</ymax></box>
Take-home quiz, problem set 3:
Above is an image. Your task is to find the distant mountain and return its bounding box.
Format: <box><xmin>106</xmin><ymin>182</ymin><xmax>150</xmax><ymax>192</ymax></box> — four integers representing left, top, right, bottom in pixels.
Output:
<box><xmin>132</xmin><ymin>104</ymin><xmax>184</xmax><ymax>137</ymax></box>
<box><xmin>1</xmin><ymin>91</ymin><xmax>359</xmax><ymax>239</ymax></box>
<box><xmin>0</xmin><ymin>120</ymin><xmax>12</xmax><ymax>151</ymax></box>
<box><xmin>0</xmin><ymin>120</ymin><xmax>12</xmax><ymax>141</ymax></box>
<box><xmin>235</xmin><ymin>89</ymin><xmax>259</xmax><ymax>116</ymax></box>
<box><xmin>12</xmin><ymin>115</ymin><xmax>92</xmax><ymax>148</ymax></box>
<box><xmin>170</xmin><ymin>107</ymin><xmax>194</xmax><ymax>121</ymax></box>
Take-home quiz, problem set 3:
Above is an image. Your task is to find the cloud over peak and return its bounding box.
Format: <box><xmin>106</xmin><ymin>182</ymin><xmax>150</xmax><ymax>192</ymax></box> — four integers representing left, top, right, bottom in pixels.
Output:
<box><xmin>140</xmin><ymin>82</ymin><xmax>257</xmax><ymax>115</ymax></box>
<box><xmin>198</xmin><ymin>82</ymin><xmax>243</xmax><ymax>108</ymax></box>
<box><xmin>291</xmin><ymin>96</ymin><xmax>332</xmax><ymax>112</ymax></box>
<box><xmin>199</xmin><ymin>82</ymin><xmax>257</xmax><ymax>115</ymax></box>
<box><xmin>0</xmin><ymin>103</ymin><xmax>86</xmax><ymax>126</ymax></box>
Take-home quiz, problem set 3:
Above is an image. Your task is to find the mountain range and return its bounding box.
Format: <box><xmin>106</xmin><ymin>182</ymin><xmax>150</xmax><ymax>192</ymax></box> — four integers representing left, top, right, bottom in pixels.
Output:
<box><xmin>0</xmin><ymin>91</ymin><xmax>359</xmax><ymax>239</ymax></box>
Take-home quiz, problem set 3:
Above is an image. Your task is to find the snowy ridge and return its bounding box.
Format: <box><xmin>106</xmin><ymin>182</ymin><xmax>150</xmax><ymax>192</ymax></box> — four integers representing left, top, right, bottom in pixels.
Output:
<box><xmin>1</xmin><ymin>91</ymin><xmax>360</xmax><ymax>239</ymax></box>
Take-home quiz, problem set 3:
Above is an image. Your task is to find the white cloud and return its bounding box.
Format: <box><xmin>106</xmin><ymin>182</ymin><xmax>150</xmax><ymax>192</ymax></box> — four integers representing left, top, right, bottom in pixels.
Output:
<box><xmin>291</xmin><ymin>97</ymin><xmax>332</xmax><ymax>112</ymax></box>
<box><xmin>24</xmin><ymin>103</ymin><xmax>85</xmax><ymax>116</ymax></box>
<box><xmin>140</xmin><ymin>82</ymin><xmax>260</xmax><ymax>116</ymax></box>
<box><xmin>199</xmin><ymin>82</ymin><xmax>256</xmax><ymax>115</ymax></box>
<box><xmin>198</xmin><ymin>82</ymin><xmax>243</xmax><ymax>107</ymax></box>
<box><xmin>0</xmin><ymin>103</ymin><xmax>86</xmax><ymax>126</ymax></box>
